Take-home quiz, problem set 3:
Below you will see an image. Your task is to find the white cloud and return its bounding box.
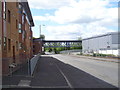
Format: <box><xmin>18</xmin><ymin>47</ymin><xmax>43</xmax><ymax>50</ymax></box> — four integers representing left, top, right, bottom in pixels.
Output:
<box><xmin>33</xmin><ymin>16</ymin><xmax>48</xmax><ymax>21</ymax></box>
<box><xmin>45</xmin><ymin>24</ymin><xmax>116</xmax><ymax>40</ymax></box>
<box><xmin>32</xmin><ymin>0</ymin><xmax>118</xmax><ymax>25</ymax></box>
<box><xmin>31</xmin><ymin>0</ymin><xmax>118</xmax><ymax>40</ymax></box>
<box><xmin>28</xmin><ymin>0</ymin><xmax>76</xmax><ymax>9</ymax></box>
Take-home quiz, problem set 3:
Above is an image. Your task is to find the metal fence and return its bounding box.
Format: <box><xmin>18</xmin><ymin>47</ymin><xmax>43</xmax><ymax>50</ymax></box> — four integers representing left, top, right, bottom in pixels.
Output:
<box><xmin>60</xmin><ymin>49</ymin><xmax>82</xmax><ymax>54</ymax></box>
<box><xmin>29</xmin><ymin>53</ymin><xmax>41</xmax><ymax>75</ymax></box>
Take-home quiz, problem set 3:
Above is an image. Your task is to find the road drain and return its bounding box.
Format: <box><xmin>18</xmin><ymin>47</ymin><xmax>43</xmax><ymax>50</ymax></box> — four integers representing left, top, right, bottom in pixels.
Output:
<box><xmin>18</xmin><ymin>80</ymin><xmax>31</xmax><ymax>87</ymax></box>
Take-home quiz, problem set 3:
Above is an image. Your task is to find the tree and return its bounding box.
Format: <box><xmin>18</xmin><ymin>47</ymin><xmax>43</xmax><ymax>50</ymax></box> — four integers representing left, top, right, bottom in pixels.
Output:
<box><xmin>78</xmin><ymin>37</ymin><xmax>82</xmax><ymax>40</ymax></box>
<box><xmin>33</xmin><ymin>37</ymin><xmax>36</xmax><ymax>39</ymax></box>
<box><xmin>40</xmin><ymin>34</ymin><xmax>45</xmax><ymax>40</ymax></box>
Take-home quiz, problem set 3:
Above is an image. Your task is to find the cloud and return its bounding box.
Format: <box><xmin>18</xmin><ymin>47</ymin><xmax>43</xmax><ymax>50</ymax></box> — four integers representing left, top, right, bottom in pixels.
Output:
<box><xmin>32</xmin><ymin>0</ymin><xmax>118</xmax><ymax>25</ymax></box>
<box><xmin>28</xmin><ymin>0</ymin><xmax>76</xmax><ymax>9</ymax></box>
<box><xmin>44</xmin><ymin>24</ymin><xmax>116</xmax><ymax>40</ymax></box>
<box><xmin>31</xmin><ymin>0</ymin><xmax>118</xmax><ymax>40</ymax></box>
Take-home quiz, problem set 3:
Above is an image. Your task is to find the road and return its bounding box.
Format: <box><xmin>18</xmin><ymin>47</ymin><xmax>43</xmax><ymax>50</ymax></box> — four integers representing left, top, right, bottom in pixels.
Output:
<box><xmin>50</xmin><ymin>54</ymin><xmax>118</xmax><ymax>87</ymax></box>
<box><xmin>3</xmin><ymin>54</ymin><xmax>119</xmax><ymax>89</ymax></box>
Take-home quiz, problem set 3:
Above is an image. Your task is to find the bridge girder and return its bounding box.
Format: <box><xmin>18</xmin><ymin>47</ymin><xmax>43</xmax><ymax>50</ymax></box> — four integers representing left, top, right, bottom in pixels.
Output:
<box><xmin>43</xmin><ymin>40</ymin><xmax>82</xmax><ymax>48</ymax></box>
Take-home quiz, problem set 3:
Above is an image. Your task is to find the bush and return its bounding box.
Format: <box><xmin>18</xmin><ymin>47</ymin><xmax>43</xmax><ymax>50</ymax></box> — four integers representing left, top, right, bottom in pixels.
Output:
<box><xmin>93</xmin><ymin>53</ymin><xmax>96</xmax><ymax>57</ymax></box>
<box><xmin>93</xmin><ymin>53</ymin><xmax>115</xmax><ymax>57</ymax></box>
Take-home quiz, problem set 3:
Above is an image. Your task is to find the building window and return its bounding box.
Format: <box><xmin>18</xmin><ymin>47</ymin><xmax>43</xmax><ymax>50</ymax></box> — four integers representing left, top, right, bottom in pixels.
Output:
<box><xmin>0</xmin><ymin>38</ymin><xmax>1</xmax><ymax>51</ymax></box>
<box><xmin>18</xmin><ymin>23</ymin><xmax>22</xmax><ymax>29</ymax></box>
<box><xmin>19</xmin><ymin>3</ymin><xmax>22</xmax><ymax>9</ymax></box>
<box><xmin>33</xmin><ymin>50</ymin><xmax>35</xmax><ymax>53</ymax></box>
<box><xmin>0</xmin><ymin>38</ymin><xmax>1</xmax><ymax>45</ymax></box>
<box><xmin>19</xmin><ymin>43</ymin><xmax>22</xmax><ymax>49</ymax></box>
<box><xmin>16</xmin><ymin>2</ymin><xmax>18</xmax><ymax>8</ymax></box>
<box><xmin>33</xmin><ymin>45</ymin><xmax>35</xmax><ymax>48</ymax></box>
<box><xmin>22</xmin><ymin>14</ymin><xmax>25</xmax><ymax>24</ymax></box>
<box><xmin>4</xmin><ymin>37</ymin><xmax>7</xmax><ymax>50</ymax></box>
<box><xmin>19</xmin><ymin>30</ymin><xmax>22</xmax><ymax>33</ymax></box>
<box><xmin>8</xmin><ymin>39</ymin><xmax>11</xmax><ymax>51</ymax></box>
<box><xmin>3</xmin><ymin>0</ymin><xmax>6</xmax><ymax>19</ymax></box>
<box><xmin>29</xmin><ymin>37</ymin><xmax>31</xmax><ymax>40</ymax></box>
<box><xmin>8</xmin><ymin>10</ymin><xmax>11</xmax><ymax>23</ymax></box>
<box><xmin>18</xmin><ymin>3</ymin><xmax>22</xmax><ymax>14</ymax></box>
<box><xmin>16</xmin><ymin>20</ymin><xmax>18</xmax><ymax>29</ymax></box>
<box><xmin>16</xmin><ymin>41</ymin><xmax>18</xmax><ymax>51</ymax></box>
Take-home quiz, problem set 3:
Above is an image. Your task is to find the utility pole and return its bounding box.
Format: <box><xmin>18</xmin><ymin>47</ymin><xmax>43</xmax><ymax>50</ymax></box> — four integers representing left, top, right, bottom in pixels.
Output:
<box><xmin>40</xmin><ymin>25</ymin><xmax>41</xmax><ymax>37</ymax></box>
<box><xmin>39</xmin><ymin>24</ymin><xmax>45</xmax><ymax>37</ymax></box>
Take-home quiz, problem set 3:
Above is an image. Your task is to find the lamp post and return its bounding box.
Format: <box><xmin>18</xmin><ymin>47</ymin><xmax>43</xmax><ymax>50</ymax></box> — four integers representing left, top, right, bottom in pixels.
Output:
<box><xmin>39</xmin><ymin>24</ymin><xmax>45</xmax><ymax>37</ymax></box>
<box><xmin>39</xmin><ymin>24</ymin><xmax>45</xmax><ymax>54</ymax></box>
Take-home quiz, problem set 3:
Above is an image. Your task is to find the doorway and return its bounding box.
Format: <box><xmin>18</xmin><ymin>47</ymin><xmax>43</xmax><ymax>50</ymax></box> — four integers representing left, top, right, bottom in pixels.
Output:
<box><xmin>13</xmin><ymin>46</ymin><xmax>15</xmax><ymax>63</ymax></box>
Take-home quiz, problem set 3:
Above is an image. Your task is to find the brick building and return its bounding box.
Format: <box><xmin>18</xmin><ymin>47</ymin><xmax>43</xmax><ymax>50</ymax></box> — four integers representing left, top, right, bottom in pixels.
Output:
<box><xmin>1</xmin><ymin>1</ymin><xmax>34</xmax><ymax>75</ymax></box>
<box><xmin>18</xmin><ymin>2</ymin><xmax>34</xmax><ymax>64</ymax></box>
<box><xmin>33</xmin><ymin>38</ymin><xmax>43</xmax><ymax>55</ymax></box>
<box><xmin>0</xmin><ymin>1</ymin><xmax>2</xmax><ymax>75</ymax></box>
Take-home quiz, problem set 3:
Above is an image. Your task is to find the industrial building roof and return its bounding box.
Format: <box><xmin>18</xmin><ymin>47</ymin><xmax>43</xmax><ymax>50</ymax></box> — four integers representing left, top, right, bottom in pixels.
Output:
<box><xmin>82</xmin><ymin>32</ymin><xmax>120</xmax><ymax>40</ymax></box>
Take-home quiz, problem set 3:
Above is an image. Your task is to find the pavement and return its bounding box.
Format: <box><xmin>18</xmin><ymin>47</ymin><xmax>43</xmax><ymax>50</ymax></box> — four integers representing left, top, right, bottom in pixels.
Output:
<box><xmin>2</xmin><ymin>62</ymin><xmax>31</xmax><ymax>88</ymax></box>
<box><xmin>2</xmin><ymin>55</ymin><xmax>119</xmax><ymax>89</ymax></box>
<box><xmin>65</xmin><ymin>54</ymin><xmax>120</xmax><ymax>63</ymax></box>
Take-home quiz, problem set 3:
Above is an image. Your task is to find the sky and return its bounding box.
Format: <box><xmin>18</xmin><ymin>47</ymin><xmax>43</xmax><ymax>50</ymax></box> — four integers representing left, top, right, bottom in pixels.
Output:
<box><xmin>28</xmin><ymin>0</ymin><xmax>118</xmax><ymax>40</ymax></box>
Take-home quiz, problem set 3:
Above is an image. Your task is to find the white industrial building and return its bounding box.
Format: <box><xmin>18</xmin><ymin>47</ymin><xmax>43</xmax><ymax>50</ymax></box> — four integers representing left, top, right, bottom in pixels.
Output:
<box><xmin>82</xmin><ymin>32</ymin><xmax>120</xmax><ymax>56</ymax></box>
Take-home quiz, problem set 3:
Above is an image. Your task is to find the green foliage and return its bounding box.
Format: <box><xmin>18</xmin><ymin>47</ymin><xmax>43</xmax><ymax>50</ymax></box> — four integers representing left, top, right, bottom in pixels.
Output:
<box><xmin>93</xmin><ymin>53</ymin><xmax>115</xmax><ymax>57</ymax></box>
<box><xmin>33</xmin><ymin>37</ymin><xmax>36</xmax><ymax>39</ymax></box>
<box><xmin>45</xmin><ymin>46</ymin><xmax>82</xmax><ymax>54</ymax></box>
<box><xmin>78</xmin><ymin>37</ymin><xmax>82</xmax><ymax>40</ymax></box>
<box><xmin>39</xmin><ymin>34</ymin><xmax>45</xmax><ymax>40</ymax></box>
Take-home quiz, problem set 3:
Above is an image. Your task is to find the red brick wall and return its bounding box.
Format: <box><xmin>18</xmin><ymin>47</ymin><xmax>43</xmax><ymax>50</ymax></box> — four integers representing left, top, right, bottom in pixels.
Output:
<box><xmin>2</xmin><ymin>2</ymin><xmax>20</xmax><ymax>75</ymax></box>
<box><xmin>2</xmin><ymin>2</ymin><xmax>34</xmax><ymax>75</ymax></box>
<box><xmin>33</xmin><ymin>40</ymin><xmax>42</xmax><ymax>55</ymax></box>
<box><xmin>0</xmin><ymin>1</ymin><xmax>2</xmax><ymax>76</ymax></box>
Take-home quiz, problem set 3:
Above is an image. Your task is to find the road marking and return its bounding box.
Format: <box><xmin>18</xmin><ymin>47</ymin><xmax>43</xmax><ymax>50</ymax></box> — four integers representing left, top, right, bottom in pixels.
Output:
<box><xmin>54</xmin><ymin>62</ymin><xmax>74</xmax><ymax>89</ymax></box>
<box><xmin>31</xmin><ymin>86</ymin><xmax>70</xmax><ymax>88</ymax></box>
<box><xmin>8</xmin><ymin>85</ymin><xmax>69</xmax><ymax>88</ymax></box>
<box><xmin>18</xmin><ymin>80</ymin><xmax>31</xmax><ymax>87</ymax></box>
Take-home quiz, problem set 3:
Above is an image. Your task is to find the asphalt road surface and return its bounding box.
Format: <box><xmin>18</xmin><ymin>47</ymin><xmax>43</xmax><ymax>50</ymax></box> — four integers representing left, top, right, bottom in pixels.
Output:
<box><xmin>30</xmin><ymin>54</ymin><xmax>118</xmax><ymax>88</ymax></box>
<box><xmin>50</xmin><ymin>54</ymin><xmax>119</xmax><ymax>87</ymax></box>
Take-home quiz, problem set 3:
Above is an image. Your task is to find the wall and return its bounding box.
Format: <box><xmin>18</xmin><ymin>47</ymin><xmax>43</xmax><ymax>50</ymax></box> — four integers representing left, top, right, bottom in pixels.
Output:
<box><xmin>0</xmin><ymin>1</ymin><xmax>2</xmax><ymax>58</ymax></box>
<box><xmin>1</xmin><ymin>2</ymin><xmax>34</xmax><ymax>75</ymax></box>
<box><xmin>18</xmin><ymin>6</ymin><xmax>33</xmax><ymax>64</ymax></box>
<box><xmin>33</xmin><ymin>40</ymin><xmax>42</xmax><ymax>55</ymax></box>
<box><xmin>25</xmin><ymin>17</ymin><xmax>31</xmax><ymax>59</ymax></box>
<box><xmin>30</xmin><ymin>30</ymin><xmax>33</xmax><ymax>58</ymax></box>
<box><xmin>111</xmin><ymin>33</ymin><xmax>120</xmax><ymax>49</ymax></box>
<box><xmin>0</xmin><ymin>0</ymin><xmax>2</xmax><ymax>78</ymax></box>
<box><xmin>2</xmin><ymin>2</ymin><xmax>20</xmax><ymax>75</ymax></box>
<box><xmin>82</xmin><ymin>32</ymin><xmax>119</xmax><ymax>56</ymax></box>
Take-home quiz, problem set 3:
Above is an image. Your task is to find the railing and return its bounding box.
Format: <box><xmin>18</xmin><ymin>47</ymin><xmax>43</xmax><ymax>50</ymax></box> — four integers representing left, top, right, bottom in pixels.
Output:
<box><xmin>29</xmin><ymin>53</ymin><xmax>41</xmax><ymax>76</ymax></box>
<box><xmin>60</xmin><ymin>49</ymin><xmax>82</xmax><ymax>54</ymax></box>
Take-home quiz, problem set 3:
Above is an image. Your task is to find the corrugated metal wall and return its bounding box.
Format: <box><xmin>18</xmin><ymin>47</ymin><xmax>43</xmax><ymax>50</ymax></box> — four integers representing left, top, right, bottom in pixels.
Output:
<box><xmin>82</xmin><ymin>32</ymin><xmax>119</xmax><ymax>55</ymax></box>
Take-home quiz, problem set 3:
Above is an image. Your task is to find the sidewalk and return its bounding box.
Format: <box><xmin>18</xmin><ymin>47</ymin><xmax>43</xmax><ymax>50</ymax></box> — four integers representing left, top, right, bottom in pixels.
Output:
<box><xmin>68</xmin><ymin>54</ymin><xmax>119</xmax><ymax>63</ymax></box>
<box><xmin>30</xmin><ymin>56</ymin><xmax>68</xmax><ymax>88</ymax></box>
<box><xmin>2</xmin><ymin>62</ymin><xmax>32</xmax><ymax>88</ymax></box>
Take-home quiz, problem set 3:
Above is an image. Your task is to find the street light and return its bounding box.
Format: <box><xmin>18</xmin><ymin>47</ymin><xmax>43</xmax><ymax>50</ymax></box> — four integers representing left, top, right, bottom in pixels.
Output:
<box><xmin>39</xmin><ymin>24</ymin><xmax>45</xmax><ymax>37</ymax></box>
